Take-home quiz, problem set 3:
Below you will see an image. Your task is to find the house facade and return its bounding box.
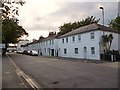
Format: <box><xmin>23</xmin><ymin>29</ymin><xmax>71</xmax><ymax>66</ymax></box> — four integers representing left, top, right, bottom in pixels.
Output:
<box><xmin>23</xmin><ymin>35</ymin><xmax>58</xmax><ymax>56</ymax></box>
<box><xmin>58</xmin><ymin>24</ymin><xmax>120</xmax><ymax>60</ymax></box>
<box><xmin>17</xmin><ymin>40</ymin><xmax>31</xmax><ymax>52</ymax></box>
<box><xmin>23</xmin><ymin>24</ymin><xmax>120</xmax><ymax>60</ymax></box>
<box><xmin>38</xmin><ymin>36</ymin><xmax>58</xmax><ymax>56</ymax></box>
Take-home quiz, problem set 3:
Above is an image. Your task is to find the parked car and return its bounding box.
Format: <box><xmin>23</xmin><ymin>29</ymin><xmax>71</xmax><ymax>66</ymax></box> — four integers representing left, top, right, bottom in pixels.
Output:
<box><xmin>27</xmin><ymin>50</ymin><xmax>31</xmax><ymax>55</ymax></box>
<box><xmin>17</xmin><ymin>50</ymin><xmax>23</xmax><ymax>54</ymax></box>
<box><xmin>30</xmin><ymin>50</ymin><xmax>38</xmax><ymax>56</ymax></box>
<box><xmin>23</xmin><ymin>50</ymin><xmax>28</xmax><ymax>55</ymax></box>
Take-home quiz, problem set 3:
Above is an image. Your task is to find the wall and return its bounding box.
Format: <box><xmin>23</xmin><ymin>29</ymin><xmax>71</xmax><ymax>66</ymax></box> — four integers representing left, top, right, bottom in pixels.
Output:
<box><xmin>98</xmin><ymin>31</ymin><xmax>119</xmax><ymax>52</ymax></box>
<box><xmin>17</xmin><ymin>40</ymin><xmax>31</xmax><ymax>51</ymax></box>
<box><xmin>22</xmin><ymin>30</ymin><xmax>119</xmax><ymax>60</ymax></box>
<box><xmin>39</xmin><ymin>39</ymin><xmax>58</xmax><ymax>56</ymax></box>
<box><xmin>58</xmin><ymin>31</ymin><xmax>100</xmax><ymax>60</ymax></box>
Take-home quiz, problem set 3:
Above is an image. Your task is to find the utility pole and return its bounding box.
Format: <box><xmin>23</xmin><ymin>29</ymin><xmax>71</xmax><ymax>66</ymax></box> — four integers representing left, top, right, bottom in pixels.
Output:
<box><xmin>100</xmin><ymin>6</ymin><xmax>104</xmax><ymax>26</ymax></box>
<box><xmin>100</xmin><ymin>6</ymin><xmax>105</xmax><ymax>35</ymax></box>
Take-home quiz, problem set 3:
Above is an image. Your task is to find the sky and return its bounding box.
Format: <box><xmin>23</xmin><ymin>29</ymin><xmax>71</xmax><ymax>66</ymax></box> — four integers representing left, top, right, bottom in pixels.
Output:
<box><xmin>18</xmin><ymin>0</ymin><xmax>120</xmax><ymax>41</ymax></box>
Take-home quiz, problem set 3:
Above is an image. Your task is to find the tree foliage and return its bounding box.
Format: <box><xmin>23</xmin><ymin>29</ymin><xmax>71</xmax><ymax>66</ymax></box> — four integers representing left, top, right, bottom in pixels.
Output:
<box><xmin>108</xmin><ymin>16</ymin><xmax>120</xmax><ymax>32</ymax></box>
<box><xmin>58</xmin><ymin>16</ymin><xmax>100</xmax><ymax>35</ymax></box>
<box><xmin>39</xmin><ymin>35</ymin><xmax>45</xmax><ymax>40</ymax></box>
<box><xmin>1</xmin><ymin>0</ymin><xmax>25</xmax><ymax>20</ymax></box>
<box><xmin>1</xmin><ymin>0</ymin><xmax>28</xmax><ymax>54</ymax></box>
<box><xmin>48</xmin><ymin>31</ymin><xmax>56</xmax><ymax>37</ymax></box>
<box><xmin>1</xmin><ymin>0</ymin><xmax>28</xmax><ymax>42</ymax></box>
<box><xmin>2</xmin><ymin>18</ymin><xmax>28</xmax><ymax>43</ymax></box>
<box><xmin>102</xmin><ymin>34</ymin><xmax>113</xmax><ymax>53</ymax></box>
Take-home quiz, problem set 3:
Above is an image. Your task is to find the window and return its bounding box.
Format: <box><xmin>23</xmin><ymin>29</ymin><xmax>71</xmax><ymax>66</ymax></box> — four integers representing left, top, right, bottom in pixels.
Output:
<box><xmin>72</xmin><ymin>36</ymin><xmax>75</xmax><ymax>42</ymax></box>
<box><xmin>91</xmin><ymin>47</ymin><xmax>95</xmax><ymax>54</ymax></box>
<box><xmin>91</xmin><ymin>32</ymin><xmax>95</xmax><ymax>39</ymax></box>
<box><xmin>66</xmin><ymin>38</ymin><xmax>68</xmax><ymax>42</ymax></box>
<box><xmin>44</xmin><ymin>48</ymin><xmax>46</xmax><ymax>53</ymax></box>
<box><xmin>46</xmin><ymin>41</ymin><xmax>48</xmax><ymax>45</ymax></box>
<box><xmin>64</xmin><ymin>48</ymin><xmax>67</xmax><ymax>54</ymax></box>
<box><xmin>62</xmin><ymin>39</ymin><xmax>64</xmax><ymax>43</ymax></box>
<box><xmin>50</xmin><ymin>40</ymin><xmax>51</xmax><ymax>45</ymax></box>
<box><xmin>75</xmin><ymin>48</ymin><xmax>78</xmax><ymax>54</ymax></box>
<box><xmin>78</xmin><ymin>34</ymin><xmax>81</xmax><ymax>41</ymax></box>
<box><xmin>52</xmin><ymin>40</ymin><xmax>54</xmax><ymax>44</ymax></box>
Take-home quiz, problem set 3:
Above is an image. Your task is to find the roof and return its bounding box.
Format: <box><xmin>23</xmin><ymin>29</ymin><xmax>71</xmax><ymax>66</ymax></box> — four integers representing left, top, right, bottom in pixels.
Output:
<box><xmin>23</xmin><ymin>35</ymin><xmax>58</xmax><ymax>46</ymax></box>
<box><xmin>59</xmin><ymin>23</ymin><xmax>120</xmax><ymax>38</ymax></box>
<box><xmin>36</xmin><ymin>35</ymin><xmax>58</xmax><ymax>43</ymax></box>
<box><xmin>41</xmin><ymin>35</ymin><xmax>57</xmax><ymax>41</ymax></box>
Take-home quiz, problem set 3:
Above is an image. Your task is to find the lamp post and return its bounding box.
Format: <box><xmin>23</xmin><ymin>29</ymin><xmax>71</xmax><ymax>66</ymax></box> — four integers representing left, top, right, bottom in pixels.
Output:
<box><xmin>100</xmin><ymin>6</ymin><xmax>104</xmax><ymax>26</ymax></box>
<box><xmin>100</xmin><ymin>6</ymin><xmax>105</xmax><ymax>36</ymax></box>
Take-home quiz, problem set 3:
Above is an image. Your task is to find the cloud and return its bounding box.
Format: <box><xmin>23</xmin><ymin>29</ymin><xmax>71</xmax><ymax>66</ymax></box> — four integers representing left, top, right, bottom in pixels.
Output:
<box><xmin>18</xmin><ymin>1</ymin><xmax>118</xmax><ymax>39</ymax></box>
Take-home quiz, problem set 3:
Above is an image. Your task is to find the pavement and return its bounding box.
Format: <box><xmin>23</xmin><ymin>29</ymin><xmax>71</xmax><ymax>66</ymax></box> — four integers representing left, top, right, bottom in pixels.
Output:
<box><xmin>8</xmin><ymin>53</ymin><xmax>118</xmax><ymax>88</ymax></box>
<box><xmin>2</xmin><ymin>55</ymin><xmax>25</xmax><ymax>88</ymax></box>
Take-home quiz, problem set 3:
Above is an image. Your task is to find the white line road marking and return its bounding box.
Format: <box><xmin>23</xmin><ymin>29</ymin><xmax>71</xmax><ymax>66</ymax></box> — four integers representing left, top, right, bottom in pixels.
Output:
<box><xmin>6</xmin><ymin>54</ymin><xmax>41</xmax><ymax>90</ymax></box>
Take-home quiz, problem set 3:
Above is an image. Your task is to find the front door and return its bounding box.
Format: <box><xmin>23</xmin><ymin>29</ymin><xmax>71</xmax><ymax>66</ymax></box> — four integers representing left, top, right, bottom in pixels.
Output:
<box><xmin>51</xmin><ymin>49</ymin><xmax>54</xmax><ymax>56</ymax></box>
<box><xmin>83</xmin><ymin>47</ymin><xmax>87</xmax><ymax>59</ymax></box>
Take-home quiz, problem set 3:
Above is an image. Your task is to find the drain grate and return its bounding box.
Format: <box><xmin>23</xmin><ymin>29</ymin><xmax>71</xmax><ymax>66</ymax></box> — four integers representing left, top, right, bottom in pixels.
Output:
<box><xmin>52</xmin><ymin>81</ymin><xmax>59</xmax><ymax>84</ymax></box>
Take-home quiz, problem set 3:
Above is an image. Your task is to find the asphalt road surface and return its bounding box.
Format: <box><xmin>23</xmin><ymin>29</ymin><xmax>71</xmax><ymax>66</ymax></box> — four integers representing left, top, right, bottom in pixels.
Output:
<box><xmin>8</xmin><ymin>53</ymin><xmax>118</xmax><ymax>88</ymax></box>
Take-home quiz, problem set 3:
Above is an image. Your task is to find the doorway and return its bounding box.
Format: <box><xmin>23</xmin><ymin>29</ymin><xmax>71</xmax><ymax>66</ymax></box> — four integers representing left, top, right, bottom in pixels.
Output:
<box><xmin>83</xmin><ymin>47</ymin><xmax>87</xmax><ymax>59</ymax></box>
<box><xmin>51</xmin><ymin>49</ymin><xmax>54</xmax><ymax>56</ymax></box>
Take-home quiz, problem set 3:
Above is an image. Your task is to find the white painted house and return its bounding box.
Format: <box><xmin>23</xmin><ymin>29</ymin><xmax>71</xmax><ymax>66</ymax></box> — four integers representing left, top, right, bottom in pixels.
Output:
<box><xmin>23</xmin><ymin>23</ymin><xmax>120</xmax><ymax>60</ymax></box>
<box><xmin>25</xmin><ymin>35</ymin><xmax>58</xmax><ymax>56</ymax></box>
<box><xmin>58</xmin><ymin>23</ymin><xmax>120</xmax><ymax>60</ymax></box>
<box><xmin>39</xmin><ymin>35</ymin><xmax>58</xmax><ymax>56</ymax></box>
<box><xmin>17</xmin><ymin>40</ymin><xmax>31</xmax><ymax>52</ymax></box>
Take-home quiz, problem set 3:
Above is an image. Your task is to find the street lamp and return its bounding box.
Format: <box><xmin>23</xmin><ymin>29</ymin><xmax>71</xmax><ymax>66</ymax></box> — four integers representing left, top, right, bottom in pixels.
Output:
<box><xmin>100</xmin><ymin>6</ymin><xmax>104</xmax><ymax>26</ymax></box>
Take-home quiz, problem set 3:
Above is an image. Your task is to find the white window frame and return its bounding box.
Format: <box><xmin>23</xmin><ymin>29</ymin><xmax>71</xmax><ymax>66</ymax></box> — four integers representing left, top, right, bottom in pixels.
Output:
<box><xmin>72</xmin><ymin>36</ymin><xmax>75</xmax><ymax>42</ymax></box>
<box><xmin>62</xmin><ymin>38</ymin><xmax>64</xmax><ymax>43</ymax></box>
<box><xmin>78</xmin><ymin>34</ymin><xmax>81</xmax><ymax>41</ymax></box>
<box><xmin>64</xmin><ymin>48</ymin><xmax>67</xmax><ymax>54</ymax></box>
<box><xmin>90</xmin><ymin>32</ymin><xmax>95</xmax><ymax>39</ymax></box>
<box><xmin>66</xmin><ymin>37</ymin><xmax>68</xmax><ymax>43</ymax></box>
<box><xmin>91</xmin><ymin>47</ymin><xmax>95</xmax><ymax>54</ymax></box>
<box><xmin>75</xmin><ymin>48</ymin><xmax>78</xmax><ymax>54</ymax></box>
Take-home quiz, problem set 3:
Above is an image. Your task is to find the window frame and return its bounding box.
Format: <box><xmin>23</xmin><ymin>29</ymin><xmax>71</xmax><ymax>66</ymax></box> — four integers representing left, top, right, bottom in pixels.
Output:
<box><xmin>64</xmin><ymin>48</ymin><xmax>67</xmax><ymax>54</ymax></box>
<box><xmin>66</xmin><ymin>37</ymin><xmax>68</xmax><ymax>43</ymax></box>
<box><xmin>90</xmin><ymin>32</ymin><xmax>95</xmax><ymax>39</ymax></box>
<box><xmin>78</xmin><ymin>34</ymin><xmax>81</xmax><ymax>41</ymax></box>
<box><xmin>72</xmin><ymin>36</ymin><xmax>75</xmax><ymax>42</ymax></box>
<box><xmin>62</xmin><ymin>38</ymin><xmax>64</xmax><ymax>43</ymax></box>
<box><xmin>75</xmin><ymin>48</ymin><xmax>78</xmax><ymax>54</ymax></box>
<box><xmin>91</xmin><ymin>47</ymin><xmax>95</xmax><ymax>54</ymax></box>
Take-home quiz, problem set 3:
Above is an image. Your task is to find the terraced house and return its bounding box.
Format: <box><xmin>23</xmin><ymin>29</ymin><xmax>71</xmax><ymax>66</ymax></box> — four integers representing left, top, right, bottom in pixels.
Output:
<box><xmin>22</xmin><ymin>23</ymin><xmax>120</xmax><ymax>60</ymax></box>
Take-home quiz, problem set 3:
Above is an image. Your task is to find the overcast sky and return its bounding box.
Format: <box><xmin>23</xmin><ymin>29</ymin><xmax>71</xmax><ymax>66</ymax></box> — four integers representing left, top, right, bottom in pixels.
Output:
<box><xmin>18</xmin><ymin>0</ymin><xmax>119</xmax><ymax>40</ymax></box>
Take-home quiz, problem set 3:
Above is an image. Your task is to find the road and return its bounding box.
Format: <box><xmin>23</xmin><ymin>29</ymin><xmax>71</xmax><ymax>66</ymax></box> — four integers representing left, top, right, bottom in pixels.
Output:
<box><xmin>8</xmin><ymin>53</ymin><xmax>118</xmax><ymax>88</ymax></box>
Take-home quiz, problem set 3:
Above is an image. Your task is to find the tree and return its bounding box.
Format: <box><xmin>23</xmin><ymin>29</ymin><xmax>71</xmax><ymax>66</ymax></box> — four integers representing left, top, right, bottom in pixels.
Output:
<box><xmin>48</xmin><ymin>31</ymin><xmax>56</xmax><ymax>37</ymax></box>
<box><xmin>32</xmin><ymin>39</ymin><xmax>36</xmax><ymax>42</ymax></box>
<box><xmin>1</xmin><ymin>0</ymin><xmax>28</xmax><ymax>54</ymax></box>
<box><xmin>101</xmin><ymin>34</ymin><xmax>113</xmax><ymax>53</ymax></box>
<box><xmin>58</xmin><ymin>16</ymin><xmax>100</xmax><ymax>35</ymax></box>
<box><xmin>108</xmin><ymin>16</ymin><xmax>120</xmax><ymax>32</ymax></box>
<box><xmin>39</xmin><ymin>35</ymin><xmax>44</xmax><ymax>40</ymax></box>
<box><xmin>1</xmin><ymin>0</ymin><xmax>25</xmax><ymax>20</ymax></box>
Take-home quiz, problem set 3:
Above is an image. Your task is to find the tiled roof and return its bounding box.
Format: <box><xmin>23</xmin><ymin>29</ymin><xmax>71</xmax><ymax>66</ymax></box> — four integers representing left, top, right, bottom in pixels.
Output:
<box><xmin>24</xmin><ymin>35</ymin><xmax>57</xmax><ymax>46</ymax></box>
<box><xmin>37</xmin><ymin>35</ymin><xmax>57</xmax><ymax>42</ymax></box>
<box><xmin>59</xmin><ymin>23</ymin><xmax>120</xmax><ymax>38</ymax></box>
